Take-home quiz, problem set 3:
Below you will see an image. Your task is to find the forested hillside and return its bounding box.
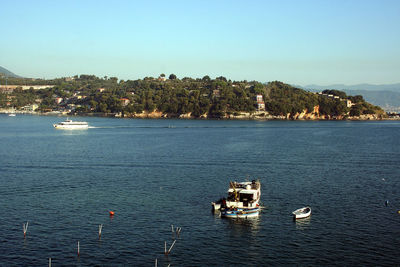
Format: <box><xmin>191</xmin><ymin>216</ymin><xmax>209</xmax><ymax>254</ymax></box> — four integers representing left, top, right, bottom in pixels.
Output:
<box><xmin>0</xmin><ymin>74</ymin><xmax>385</xmax><ymax>119</ymax></box>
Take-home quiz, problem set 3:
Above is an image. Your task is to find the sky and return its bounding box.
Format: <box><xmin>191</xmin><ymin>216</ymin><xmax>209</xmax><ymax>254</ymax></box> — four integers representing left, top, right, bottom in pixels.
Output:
<box><xmin>1</xmin><ymin>0</ymin><xmax>400</xmax><ymax>85</ymax></box>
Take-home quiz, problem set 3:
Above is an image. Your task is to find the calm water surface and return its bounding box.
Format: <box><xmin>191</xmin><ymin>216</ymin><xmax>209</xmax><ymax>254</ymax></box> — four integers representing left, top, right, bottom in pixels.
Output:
<box><xmin>0</xmin><ymin>115</ymin><xmax>399</xmax><ymax>266</ymax></box>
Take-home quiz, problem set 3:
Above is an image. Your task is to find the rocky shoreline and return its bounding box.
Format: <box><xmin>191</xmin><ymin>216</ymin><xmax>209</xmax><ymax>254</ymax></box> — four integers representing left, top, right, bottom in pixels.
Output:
<box><xmin>2</xmin><ymin>109</ymin><xmax>395</xmax><ymax>121</ymax></box>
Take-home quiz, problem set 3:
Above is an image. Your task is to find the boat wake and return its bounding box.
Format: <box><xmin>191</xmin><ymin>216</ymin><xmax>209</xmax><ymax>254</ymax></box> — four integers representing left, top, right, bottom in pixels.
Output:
<box><xmin>87</xmin><ymin>125</ymin><xmax>274</xmax><ymax>129</ymax></box>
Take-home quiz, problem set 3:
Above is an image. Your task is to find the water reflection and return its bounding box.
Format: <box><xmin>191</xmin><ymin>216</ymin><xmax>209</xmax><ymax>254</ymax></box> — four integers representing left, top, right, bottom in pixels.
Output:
<box><xmin>58</xmin><ymin>130</ymin><xmax>89</xmax><ymax>136</ymax></box>
<box><xmin>295</xmin><ymin>216</ymin><xmax>311</xmax><ymax>230</ymax></box>
<box><xmin>226</xmin><ymin>216</ymin><xmax>261</xmax><ymax>237</ymax></box>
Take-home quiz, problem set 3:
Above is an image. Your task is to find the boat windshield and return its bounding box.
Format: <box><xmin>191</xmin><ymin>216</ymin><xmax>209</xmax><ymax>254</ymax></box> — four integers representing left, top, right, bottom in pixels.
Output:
<box><xmin>239</xmin><ymin>193</ymin><xmax>254</xmax><ymax>202</ymax></box>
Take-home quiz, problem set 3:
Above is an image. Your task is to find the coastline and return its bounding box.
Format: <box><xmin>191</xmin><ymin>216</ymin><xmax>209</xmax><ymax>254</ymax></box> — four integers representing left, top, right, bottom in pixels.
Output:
<box><xmin>1</xmin><ymin>109</ymin><xmax>398</xmax><ymax>121</ymax></box>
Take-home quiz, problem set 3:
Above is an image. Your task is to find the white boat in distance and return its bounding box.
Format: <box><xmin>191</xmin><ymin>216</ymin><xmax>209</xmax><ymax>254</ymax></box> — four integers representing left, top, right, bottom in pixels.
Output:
<box><xmin>53</xmin><ymin>118</ymin><xmax>89</xmax><ymax>130</ymax></box>
<box><xmin>292</xmin><ymin>206</ymin><xmax>311</xmax><ymax>219</ymax></box>
<box><xmin>212</xmin><ymin>180</ymin><xmax>261</xmax><ymax>218</ymax></box>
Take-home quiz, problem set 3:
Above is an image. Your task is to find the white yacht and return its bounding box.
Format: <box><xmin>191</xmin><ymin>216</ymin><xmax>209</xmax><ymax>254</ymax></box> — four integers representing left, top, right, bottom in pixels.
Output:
<box><xmin>53</xmin><ymin>118</ymin><xmax>89</xmax><ymax>130</ymax></box>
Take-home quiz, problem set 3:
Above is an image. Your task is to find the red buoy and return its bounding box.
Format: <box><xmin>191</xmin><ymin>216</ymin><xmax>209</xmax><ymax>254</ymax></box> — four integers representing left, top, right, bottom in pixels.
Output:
<box><xmin>109</xmin><ymin>211</ymin><xmax>115</xmax><ymax>216</ymax></box>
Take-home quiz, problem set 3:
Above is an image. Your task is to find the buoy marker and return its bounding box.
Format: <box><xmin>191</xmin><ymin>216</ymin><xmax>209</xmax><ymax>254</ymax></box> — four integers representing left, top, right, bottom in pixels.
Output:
<box><xmin>77</xmin><ymin>241</ymin><xmax>80</xmax><ymax>256</ymax></box>
<box><xmin>109</xmin><ymin>211</ymin><xmax>115</xmax><ymax>216</ymax></box>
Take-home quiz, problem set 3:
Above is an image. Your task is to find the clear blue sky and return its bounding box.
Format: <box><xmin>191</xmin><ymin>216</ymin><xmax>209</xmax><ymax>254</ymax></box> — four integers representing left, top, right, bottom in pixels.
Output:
<box><xmin>1</xmin><ymin>0</ymin><xmax>399</xmax><ymax>85</ymax></box>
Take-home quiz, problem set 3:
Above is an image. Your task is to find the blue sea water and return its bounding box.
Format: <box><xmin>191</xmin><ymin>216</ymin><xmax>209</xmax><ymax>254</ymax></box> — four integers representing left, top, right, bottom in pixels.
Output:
<box><xmin>0</xmin><ymin>115</ymin><xmax>400</xmax><ymax>266</ymax></box>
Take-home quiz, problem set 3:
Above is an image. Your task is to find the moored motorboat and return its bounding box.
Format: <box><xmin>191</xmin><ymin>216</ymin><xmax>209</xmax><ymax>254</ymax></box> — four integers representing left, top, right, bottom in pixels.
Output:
<box><xmin>292</xmin><ymin>206</ymin><xmax>311</xmax><ymax>219</ymax></box>
<box><xmin>53</xmin><ymin>118</ymin><xmax>89</xmax><ymax>130</ymax></box>
<box><xmin>212</xmin><ymin>179</ymin><xmax>261</xmax><ymax>218</ymax></box>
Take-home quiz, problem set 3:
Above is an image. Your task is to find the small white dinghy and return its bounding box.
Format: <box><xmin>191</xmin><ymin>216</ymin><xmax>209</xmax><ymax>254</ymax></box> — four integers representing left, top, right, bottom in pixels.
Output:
<box><xmin>292</xmin><ymin>206</ymin><xmax>311</xmax><ymax>219</ymax></box>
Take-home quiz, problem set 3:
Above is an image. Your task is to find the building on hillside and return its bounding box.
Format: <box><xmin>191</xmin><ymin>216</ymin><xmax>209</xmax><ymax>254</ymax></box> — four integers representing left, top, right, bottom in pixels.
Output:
<box><xmin>21</xmin><ymin>104</ymin><xmax>38</xmax><ymax>112</ymax></box>
<box><xmin>345</xmin><ymin>99</ymin><xmax>354</xmax><ymax>108</ymax></box>
<box><xmin>213</xmin><ymin>90</ymin><xmax>220</xmax><ymax>98</ymax></box>
<box><xmin>256</xmin><ymin>94</ymin><xmax>265</xmax><ymax>111</ymax></box>
<box><xmin>0</xmin><ymin>85</ymin><xmax>53</xmax><ymax>90</ymax></box>
<box><xmin>120</xmin><ymin>98</ymin><xmax>130</xmax><ymax>106</ymax></box>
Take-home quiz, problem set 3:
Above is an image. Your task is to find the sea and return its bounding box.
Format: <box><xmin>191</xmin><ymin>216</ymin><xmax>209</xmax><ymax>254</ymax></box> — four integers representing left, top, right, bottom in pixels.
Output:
<box><xmin>0</xmin><ymin>115</ymin><xmax>399</xmax><ymax>266</ymax></box>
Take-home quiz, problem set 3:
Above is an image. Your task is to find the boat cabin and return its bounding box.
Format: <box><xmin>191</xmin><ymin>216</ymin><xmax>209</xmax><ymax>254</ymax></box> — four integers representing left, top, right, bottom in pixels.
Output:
<box><xmin>225</xmin><ymin>180</ymin><xmax>260</xmax><ymax>209</ymax></box>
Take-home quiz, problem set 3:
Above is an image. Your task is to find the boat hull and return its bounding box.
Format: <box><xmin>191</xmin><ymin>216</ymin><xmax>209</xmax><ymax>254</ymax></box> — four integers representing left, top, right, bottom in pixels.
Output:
<box><xmin>221</xmin><ymin>207</ymin><xmax>260</xmax><ymax>218</ymax></box>
<box><xmin>292</xmin><ymin>207</ymin><xmax>311</xmax><ymax>219</ymax></box>
<box><xmin>53</xmin><ymin>124</ymin><xmax>88</xmax><ymax>130</ymax></box>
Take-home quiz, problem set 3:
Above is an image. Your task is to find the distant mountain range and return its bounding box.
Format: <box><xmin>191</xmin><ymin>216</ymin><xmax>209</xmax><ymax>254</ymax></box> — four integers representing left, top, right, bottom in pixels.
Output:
<box><xmin>298</xmin><ymin>84</ymin><xmax>400</xmax><ymax>112</ymax></box>
<box><xmin>302</xmin><ymin>83</ymin><xmax>400</xmax><ymax>93</ymax></box>
<box><xmin>0</xmin><ymin>66</ymin><xmax>21</xmax><ymax>78</ymax></box>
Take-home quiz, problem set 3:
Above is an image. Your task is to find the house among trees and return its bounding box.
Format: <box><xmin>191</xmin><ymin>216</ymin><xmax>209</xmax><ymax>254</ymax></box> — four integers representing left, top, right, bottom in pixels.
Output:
<box><xmin>120</xmin><ymin>98</ymin><xmax>130</xmax><ymax>106</ymax></box>
<box><xmin>256</xmin><ymin>94</ymin><xmax>265</xmax><ymax>110</ymax></box>
<box><xmin>158</xmin><ymin>74</ymin><xmax>166</xmax><ymax>82</ymax></box>
<box><xmin>55</xmin><ymin>97</ymin><xmax>63</xmax><ymax>104</ymax></box>
<box><xmin>345</xmin><ymin>99</ymin><xmax>354</xmax><ymax>108</ymax></box>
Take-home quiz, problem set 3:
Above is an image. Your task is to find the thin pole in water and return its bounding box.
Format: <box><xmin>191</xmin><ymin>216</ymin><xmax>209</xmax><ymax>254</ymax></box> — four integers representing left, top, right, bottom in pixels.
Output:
<box><xmin>176</xmin><ymin>227</ymin><xmax>182</xmax><ymax>238</ymax></box>
<box><xmin>155</xmin><ymin>258</ymin><xmax>157</xmax><ymax>267</ymax></box>
<box><xmin>171</xmin><ymin>224</ymin><xmax>175</xmax><ymax>239</ymax></box>
<box><xmin>99</xmin><ymin>224</ymin><xmax>103</xmax><ymax>239</ymax></box>
<box><xmin>168</xmin><ymin>240</ymin><xmax>176</xmax><ymax>254</ymax></box>
<box><xmin>77</xmin><ymin>241</ymin><xmax>80</xmax><ymax>256</ymax></box>
<box><xmin>49</xmin><ymin>258</ymin><xmax>51</xmax><ymax>267</ymax></box>
<box><xmin>23</xmin><ymin>222</ymin><xmax>28</xmax><ymax>238</ymax></box>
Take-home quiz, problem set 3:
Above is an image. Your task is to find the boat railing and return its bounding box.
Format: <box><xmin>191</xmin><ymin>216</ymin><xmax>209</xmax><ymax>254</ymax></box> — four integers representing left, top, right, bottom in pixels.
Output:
<box><xmin>229</xmin><ymin>180</ymin><xmax>260</xmax><ymax>190</ymax></box>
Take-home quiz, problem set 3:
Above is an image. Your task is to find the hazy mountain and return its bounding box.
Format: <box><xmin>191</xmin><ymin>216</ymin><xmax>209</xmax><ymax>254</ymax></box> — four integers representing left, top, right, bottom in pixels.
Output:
<box><xmin>297</xmin><ymin>84</ymin><xmax>400</xmax><ymax>112</ymax></box>
<box><xmin>0</xmin><ymin>66</ymin><xmax>22</xmax><ymax>78</ymax></box>
<box><xmin>345</xmin><ymin>90</ymin><xmax>400</xmax><ymax>112</ymax></box>
<box><xmin>303</xmin><ymin>83</ymin><xmax>400</xmax><ymax>93</ymax></box>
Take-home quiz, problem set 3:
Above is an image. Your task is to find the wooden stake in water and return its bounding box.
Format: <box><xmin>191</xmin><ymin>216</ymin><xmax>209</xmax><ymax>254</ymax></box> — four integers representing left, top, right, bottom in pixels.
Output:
<box><xmin>155</xmin><ymin>258</ymin><xmax>157</xmax><ymax>267</ymax></box>
<box><xmin>164</xmin><ymin>241</ymin><xmax>167</xmax><ymax>255</ymax></box>
<box><xmin>23</xmin><ymin>222</ymin><xmax>28</xmax><ymax>238</ymax></box>
<box><xmin>49</xmin><ymin>258</ymin><xmax>51</xmax><ymax>267</ymax></box>
<box><xmin>77</xmin><ymin>241</ymin><xmax>80</xmax><ymax>256</ymax></box>
<box><xmin>168</xmin><ymin>240</ymin><xmax>176</xmax><ymax>254</ymax></box>
<box><xmin>99</xmin><ymin>224</ymin><xmax>103</xmax><ymax>238</ymax></box>
<box><xmin>176</xmin><ymin>227</ymin><xmax>182</xmax><ymax>238</ymax></box>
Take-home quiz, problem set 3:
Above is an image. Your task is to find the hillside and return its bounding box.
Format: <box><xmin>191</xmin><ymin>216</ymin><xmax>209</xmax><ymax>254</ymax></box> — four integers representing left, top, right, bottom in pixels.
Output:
<box><xmin>301</xmin><ymin>84</ymin><xmax>400</xmax><ymax>112</ymax></box>
<box><xmin>0</xmin><ymin>66</ymin><xmax>21</xmax><ymax>78</ymax></box>
<box><xmin>345</xmin><ymin>90</ymin><xmax>400</xmax><ymax>112</ymax></box>
<box><xmin>0</xmin><ymin>75</ymin><xmax>386</xmax><ymax>120</ymax></box>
